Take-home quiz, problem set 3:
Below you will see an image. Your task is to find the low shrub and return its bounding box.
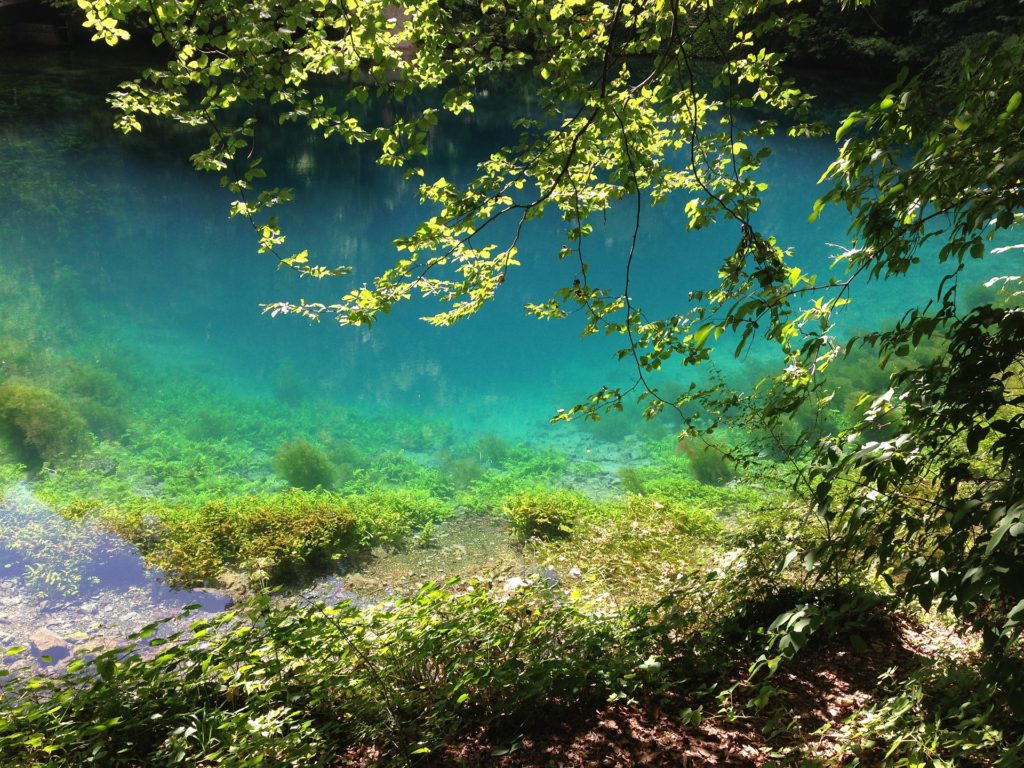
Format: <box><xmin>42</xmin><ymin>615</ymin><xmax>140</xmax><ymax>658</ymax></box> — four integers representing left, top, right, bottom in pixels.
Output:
<box><xmin>0</xmin><ymin>506</ymin><xmax>1016</xmax><ymax>768</ymax></box>
<box><xmin>0</xmin><ymin>581</ymin><xmax>676</xmax><ymax>766</ymax></box>
<box><xmin>0</xmin><ymin>462</ymin><xmax>24</xmax><ymax>489</ymax></box>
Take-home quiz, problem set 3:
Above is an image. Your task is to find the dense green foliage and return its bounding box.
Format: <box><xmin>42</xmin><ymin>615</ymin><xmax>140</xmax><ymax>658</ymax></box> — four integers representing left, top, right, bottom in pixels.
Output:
<box><xmin>106</xmin><ymin>490</ymin><xmax>359</xmax><ymax>586</ymax></box>
<box><xmin>2</xmin><ymin>505</ymin><xmax>1019</xmax><ymax>766</ymax></box>
<box><xmin>0</xmin><ymin>581</ymin><xmax>705</xmax><ymax>766</ymax></box>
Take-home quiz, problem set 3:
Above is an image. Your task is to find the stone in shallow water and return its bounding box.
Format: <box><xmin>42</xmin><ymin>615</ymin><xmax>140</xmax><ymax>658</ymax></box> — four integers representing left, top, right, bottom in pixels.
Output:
<box><xmin>502</xmin><ymin>576</ymin><xmax>527</xmax><ymax>593</ymax></box>
<box><xmin>29</xmin><ymin>627</ymin><xmax>69</xmax><ymax>663</ymax></box>
<box><xmin>344</xmin><ymin>573</ymin><xmax>381</xmax><ymax>592</ymax></box>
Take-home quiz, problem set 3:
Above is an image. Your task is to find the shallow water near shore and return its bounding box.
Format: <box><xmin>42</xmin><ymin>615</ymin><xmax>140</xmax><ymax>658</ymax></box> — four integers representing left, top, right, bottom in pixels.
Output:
<box><xmin>0</xmin><ymin>482</ymin><xmax>231</xmax><ymax>668</ymax></box>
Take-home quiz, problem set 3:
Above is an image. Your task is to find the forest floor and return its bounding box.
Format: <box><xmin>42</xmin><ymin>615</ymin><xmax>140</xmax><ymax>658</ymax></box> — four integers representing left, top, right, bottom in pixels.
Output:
<box><xmin>337</xmin><ymin>611</ymin><xmax>974</xmax><ymax>767</ymax></box>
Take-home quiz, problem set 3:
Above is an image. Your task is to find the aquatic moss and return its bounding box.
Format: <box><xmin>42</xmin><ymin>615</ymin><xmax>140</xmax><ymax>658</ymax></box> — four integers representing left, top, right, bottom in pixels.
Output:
<box><xmin>676</xmin><ymin>438</ymin><xmax>734</xmax><ymax>486</ymax></box>
<box><xmin>617</xmin><ymin>466</ymin><xmax>646</xmax><ymax>495</ymax></box>
<box><xmin>62</xmin><ymin>362</ymin><xmax>124</xmax><ymax>406</ymax></box>
<box><xmin>122</xmin><ymin>490</ymin><xmax>360</xmax><ymax>587</ymax></box>
<box><xmin>347</xmin><ymin>489</ymin><xmax>452</xmax><ymax>549</ymax></box>
<box><xmin>273</xmin><ymin>438</ymin><xmax>334</xmax><ymax>490</ymax></box>
<box><xmin>457</xmin><ymin>446</ymin><xmax>575</xmax><ymax>512</ymax></box>
<box><xmin>0</xmin><ymin>382</ymin><xmax>88</xmax><ymax>467</ymax></box>
<box><xmin>618</xmin><ymin>457</ymin><xmax>766</xmax><ymax>514</ymax></box>
<box><xmin>532</xmin><ymin>494</ymin><xmax>722</xmax><ymax>605</ymax></box>
<box><xmin>438</xmin><ymin>451</ymin><xmax>484</xmax><ymax>489</ymax></box>
<box><xmin>87</xmin><ymin>488</ymin><xmax>455</xmax><ymax>587</ymax></box>
<box><xmin>353</xmin><ymin>451</ymin><xmax>451</xmax><ymax>497</ymax></box>
<box><xmin>475</xmin><ymin>433</ymin><xmax>509</xmax><ymax>465</ymax></box>
<box><xmin>75</xmin><ymin>401</ymin><xmax>127</xmax><ymax>441</ymax></box>
<box><xmin>503</xmin><ymin>489</ymin><xmax>596</xmax><ymax>540</ymax></box>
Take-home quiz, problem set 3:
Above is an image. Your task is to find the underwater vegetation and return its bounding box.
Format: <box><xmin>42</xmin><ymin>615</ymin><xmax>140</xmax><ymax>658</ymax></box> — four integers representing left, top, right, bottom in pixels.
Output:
<box><xmin>531</xmin><ymin>493</ymin><xmax>728</xmax><ymax>605</ymax></box>
<box><xmin>437</xmin><ymin>451</ymin><xmax>485</xmax><ymax>490</ymax></box>
<box><xmin>616</xmin><ymin>457</ymin><xmax>763</xmax><ymax>511</ymax></box>
<box><xmin>101</xmin><ymin>490</ymin><xmax>359</xmax><ymax>587</ymax></box>
<box><xmin>578</xmin><ymin>411</ymin><xmax>634</xmax><ymax>443</ymax></box>
<box><xmin>738</xmin><ymin>335</ymin><xmax>955</xmax><ymax>460</ymax></box>
<box><xmin>502</xmin><ymin>488</ymin><xmax>597</xmax><ymax>540</ymax></box>
<box><xmin>0</xmin><ymin>382</ymin><xmax>89</xmax><ymax>469</ymax></box>
<box><xmin>675</xmin><ymin>437</ymin><xmax>735</xmax><ymax>486</ymax></box>
<box><xmin>0</xmin><ymin>253</ymin><xmax>782</xmax><ymax>610</ymax></box>
<box><xmin>346</xmin><ymin>488</ymin><xmax>451</xmax><ymax>550</ymax></box>
<box><xmin>358</xmin><ymin>450</ymin><xmax>451</xmax><ymax>497</ymax></box>
<box><xmin>0</xmin><ymin>270</ymin><xmax>1014</xmax><ymax>768</ymax></box>
<box><xmin>322</xmin><ymin>437</ymin><xmax>365</xmax><ymax>484</ymax></box>
<box><xmin>271</xmin><ymin>358</ymin><xmax>310</xmax><ymax>404</ymax></box>
<box><xmin>62</xmin><ymin>361</ymin><xmax>129</xmax><ymax>441</ymax></box>
<box><xmin>273</xmin><ymin>438</ymin><xmax>335</xmax><ymax>490</ymax></box>
<box><xmin>77</xmin><ymin>488</ymin><xmax>455</xmax><ymax>589</ymax></box>
<box><xmin>0</xmin><ymin>474</ymin><xmax>140</xmax><ymax>599</ymax></box>
<box><xmin>576</xmin><ymin>403</ymin><xmax>674</xmax><ymax>444</ymax></box>
<box><xmin>475</xmin><ymin>433</ymin><xmax>509</xmax><ymax>465</ymax></box>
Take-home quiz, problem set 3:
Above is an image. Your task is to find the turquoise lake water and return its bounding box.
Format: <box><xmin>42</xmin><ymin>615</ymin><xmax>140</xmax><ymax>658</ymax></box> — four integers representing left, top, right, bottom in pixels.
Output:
<box><xmin>0</xmin><ymin>53</ymin><xmax>1009</xmax><ymax>450</ymax></box>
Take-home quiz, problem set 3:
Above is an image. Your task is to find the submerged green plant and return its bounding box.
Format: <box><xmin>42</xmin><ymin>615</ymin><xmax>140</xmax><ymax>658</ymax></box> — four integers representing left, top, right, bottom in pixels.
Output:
<box><xmin>502</xmin><ymin>489</ymin><xmax>595</xmax><ymax>540</ymax></box>
<box><xmin>348</xmin><ymin>488</ymin><xmax>451</xmax><ymax>549</ymax></box>
<box><xmin>122</xmin><ymin>490</ymin><xmax>359</xmax><ymax>586</ymax></box>
<box><xmin>676</xmin><ymin>438</ymin><xmax>734</xmax><ymax>486</ymax></box>
<box><xmin>273</xmin><ymin>438</ymin><xmax>334</xmax><ymax>490</ymax></box>
<box><xmin>534</xmin><ymin>494</ymin><xmax>723</xmax><ymax>605</ymax></box>
<box><xmin>438</xmin><ymin>451</ymin><xmax>484</xmax><ymax>490</ymax></box>
<box><xmin>475</xmin><ymin>433</ymin><xmax>509</xmax><ymax>465</ymax></box>
<box><xmin>0</xmin><ymin>381</ymin><xmax>88</xmax><ymax>467</ymax></box>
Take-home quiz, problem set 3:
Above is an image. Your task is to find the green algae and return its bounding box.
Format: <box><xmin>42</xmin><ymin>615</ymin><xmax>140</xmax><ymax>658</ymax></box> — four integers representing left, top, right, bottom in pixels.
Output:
<box><xmin>273</xmin><ymin>438</ymin><xmax>335</xmax><ymax>490</ymax></box>
<box><xmin>0</xmin><ymin>382</ymin><xmax>89</xmax><ymax>468</ymax></box>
